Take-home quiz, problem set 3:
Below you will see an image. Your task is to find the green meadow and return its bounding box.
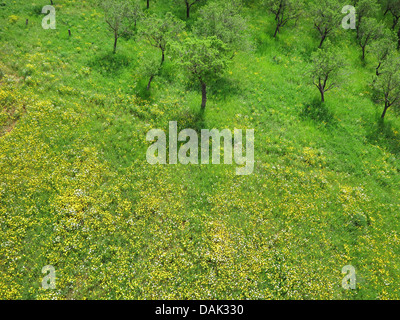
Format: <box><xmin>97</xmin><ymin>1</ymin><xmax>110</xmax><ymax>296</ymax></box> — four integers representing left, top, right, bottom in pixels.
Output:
<box><xmin>0</xmin><ymin>0</ymin><xmax>400</xmax><ymax>299</ymax></box>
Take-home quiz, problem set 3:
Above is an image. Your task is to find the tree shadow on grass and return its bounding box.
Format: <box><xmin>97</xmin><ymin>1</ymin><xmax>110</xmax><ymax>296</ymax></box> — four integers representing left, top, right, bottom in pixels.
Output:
<box><xmin>135</xmin><ymin>77</ymin><xmax>152</xmax><ymax>101</ymax></box>
<box><xmin>210</xmin><ymin>77</ymin><xmax>244</xmax><ymax>102</ymax></box>
<box><xmin>173</xmin><ymin>108</ymin><xmax>206</xmax><ymax>133</ymax></box>
<box><xmin>166</xmin><ymin>75</ymin><xmax>243</xmax><ymax>108</ymax></box>
<box><xmin>89</xmin><ymin>52</ymin><xmax>131</xmax><ymax>77</ymax></box>
<box><xmin>365</xmin><ymin>117</ymin><xmax>400</xmax><ymax>155</ymax></box>
<box><xmin>300</xmin><ymin>98</ymin><xmax>338</xmax><ymax>128</ymax></box>
<box><xmin>31</xmin><ymin>4</ymin><xmax>43</xmax><ymax>15</ymax></box>
<box><xmin>134</xmin><ymin>62</ymin><xmax>178</xmax><ymax>101</ymax></box>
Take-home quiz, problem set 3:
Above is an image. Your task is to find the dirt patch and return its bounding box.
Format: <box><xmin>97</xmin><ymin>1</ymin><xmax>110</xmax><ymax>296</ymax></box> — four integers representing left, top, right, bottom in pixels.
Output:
<box><xmin>0</xmin><ymin>77</ymin><xmax>27</xmax><ymax>137</ymax></box>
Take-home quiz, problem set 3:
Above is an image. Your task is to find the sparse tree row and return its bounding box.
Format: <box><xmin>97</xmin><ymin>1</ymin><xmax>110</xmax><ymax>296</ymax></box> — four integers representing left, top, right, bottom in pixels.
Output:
<box><xmin>267</xmin><ymin>0</ymin><xmax>400</xmax><ymax>119</ymax></box>
<box><xmin>331</xmin><ymin>0</ymin><xmax>399</xmax><ymax>119</ymax></box>
<box><xmin>99</xmin><ymin>0</ymin><xmax>247</xmax><ymax>109</ymax></box>
<box><xmin>98</xmin><ymin>0</ymin><xmax>400</xmax><ymax>119</ymax></box>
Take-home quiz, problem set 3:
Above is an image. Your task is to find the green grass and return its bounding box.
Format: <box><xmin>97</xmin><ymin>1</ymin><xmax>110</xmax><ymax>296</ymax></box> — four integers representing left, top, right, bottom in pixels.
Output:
<box><xmin>0</xmin><ymin>0</ymin><xmax>400</xmax><ymax>300</ymax></box>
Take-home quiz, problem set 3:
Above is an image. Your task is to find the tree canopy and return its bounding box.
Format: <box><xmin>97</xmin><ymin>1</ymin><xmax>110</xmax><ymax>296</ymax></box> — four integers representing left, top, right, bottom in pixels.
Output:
<box><xmin>173</xmin><ymin>36</ymin><xmax>230</xmax><ymax>109</ymax></box>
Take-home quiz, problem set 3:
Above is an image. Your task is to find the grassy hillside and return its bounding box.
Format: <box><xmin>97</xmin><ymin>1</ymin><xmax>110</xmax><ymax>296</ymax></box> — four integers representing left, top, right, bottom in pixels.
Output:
<box><xmin>1</xmin><ymin>0</ymin><xmax>400</xmax><ymax>299</ymax></box>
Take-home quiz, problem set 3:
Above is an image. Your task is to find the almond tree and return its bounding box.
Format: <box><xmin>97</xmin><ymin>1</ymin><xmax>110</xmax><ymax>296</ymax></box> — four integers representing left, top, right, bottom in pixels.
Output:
<box><xmin>309</xmin><ymin>41</ymin><xmax>345</xmax><ymax>103</ymax></box>
<box><xmin>139</xmin><ymin>54</ymin><xmax>162</xmax><ymax>90</ymax></box>
<box><xmin>265</xmin><ymin>0</ymin><xmax>304</xmax><ymax>37</ymax></box>
<box><xmin>100</xmin><ymin>0</ymin><xmax>139</xmax><ymax>53</ymax></box>
<box><xmin>370</xmin><ymin>30</ymin><xmax>396</xmax><ymax>75</ymax></box>
<box><xmin>355</xmin><ymin>0</ymin><xmax>379</xmax><ymax>38</ymax></box>
<box><xmin>384</xmin><ymin>1</ymin><xmax>400</xmax><ymax>47</ymax></box>
<box><xmin>132</xmin><ymin>0</ymin><xmax>144</xmax><ymax>29</ymax></box>
<box><xmin>173</xmin><ymin>36</ymin><xmax>229</xmax><ymax>109</ymax></box>
<box><xmin>140</xmin><ymin>12</ymin><xmax>185</xmax><ymax>89</ymax></box>
<box><xmin>383</xmin><ymin>0</ymin><xmax>392</xmax><ymax>16</ymax></box>
<box><xmin>174</xmin><ymin>0</ymin><xmax>205</xmax><ymax>18</ymax></box>
<box><xmin>310</xmin><ymin>0</ymin><xmax>342</xmax><ymax>48</ymax></box>
<box><xmin>373</xmin><ymin>52</ymin><xmax>400</xmax><ymax>119</ymax></box>
<box><xmin>387</xmin><ymin>0</ymin><xmax>400</xmax><ymax>30</ymax></box>
<box><xmin>193</xmin><ymin>1</ymin><xmax>250</xmax><ymax>57</ymax></box>
<box><xmin>357</xmin><ymin>17</ymin><xmax>385</xmax><ymax>60</ymax></box>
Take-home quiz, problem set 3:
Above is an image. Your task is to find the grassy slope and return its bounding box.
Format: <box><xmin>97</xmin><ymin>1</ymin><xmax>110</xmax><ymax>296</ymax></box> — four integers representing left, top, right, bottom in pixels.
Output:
<box><xmin>0</xmin><ymin>0</ymin><xmax>400</xmax><ymax>299</ymax></box>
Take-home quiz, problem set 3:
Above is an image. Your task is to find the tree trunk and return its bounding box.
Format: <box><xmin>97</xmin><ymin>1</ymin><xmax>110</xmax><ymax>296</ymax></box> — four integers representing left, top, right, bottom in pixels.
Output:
<box><xmin>398</xmin><ymin>28</ymin><xmax>400</xmax><ymax>49</ymax></box>
<box><xmin>186</xmin><ymin>3</ymin><xmax>190</xmax><ymax>18</ymax></box>
<box><xmin>392</xmin><ymin>16</ymin><xmax>399</xmax><ymax>30</ymax></box>
<box><xmin>161</xmin><ymin>50</ymin><xmax>165</xmax><ymax>65</ymax></box>
<box><xmin>273</xmin><ymin>24</ymin><xmax>280</xmax><ymax>38</ymax></box>
<box><xmin>147</xmin><ymin>75</ymin><xmax>154</xmax><ymax>91</ymax></box>
<box><xmin>320</xmin><ymin>89</ymin><xmax>325</xmax><ymax>103</ymax></box>
<box><xmin>201</xmin><ymin>82</ymin><xmax>207</xmax><ymax>109</ymax></box>
<box><xmin>113</xmin><ymin>34</ymin><xmax>118</xmax><ymax>54</ymax></box>
<box><xmin>356</xmin><ymin>15</ymin><xmax>364</xmax><ymax>39</ymax></box>
<box><xmin>362</xmin><ymin>46</ymin><xmax>366</xmax><ymax>60</ymax></box>
<box><xmin>384</xmin><ymin>8</ymin><xmax>389</xmax><ymax>16</ymax></box>
<box><xmin>318</xmin><ymin>35</ymin><xmax>326</xmax><ymax>49</ymax></box>
<box><xmin>381</xmin><ymin>103</ymin><xmax>389</xmax><ymax>119</ymax></box>
<box><xmin>147</xmin><ymin>0</ymin><xmax>149</xmax><ymax>9</ymax></box>
<box><xmin>376</xmin><ymin>62</ymin><xmax>381</xmax><ymax>76</ymax></box>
